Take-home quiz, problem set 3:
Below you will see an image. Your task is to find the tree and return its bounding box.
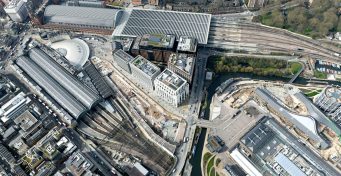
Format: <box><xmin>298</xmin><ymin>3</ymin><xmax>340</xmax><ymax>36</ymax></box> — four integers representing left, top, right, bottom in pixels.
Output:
<box><xmin>271</xmin><ymin>9</ymin><xmax>285</xmax><ymax>28</ymax></box>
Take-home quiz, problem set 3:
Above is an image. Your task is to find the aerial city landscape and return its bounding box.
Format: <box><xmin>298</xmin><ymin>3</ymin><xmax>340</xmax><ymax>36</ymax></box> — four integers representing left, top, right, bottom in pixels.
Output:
<box><xmin>1</xmin><ymin>0</ymin><xmax>341</xmax><ymax>176</ymax></box>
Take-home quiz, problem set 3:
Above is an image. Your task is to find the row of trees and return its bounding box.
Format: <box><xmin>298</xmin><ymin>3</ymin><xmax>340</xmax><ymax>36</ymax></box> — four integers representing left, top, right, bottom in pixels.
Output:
<box><xmin>208</xmin><ymin>56</ymin><xmax>292</xmax><ymax>77</ymax></box>
<box><xmin>257</xmin><ymin>0</ymin><xmax>341</xmax><ymax>38</ymax></box>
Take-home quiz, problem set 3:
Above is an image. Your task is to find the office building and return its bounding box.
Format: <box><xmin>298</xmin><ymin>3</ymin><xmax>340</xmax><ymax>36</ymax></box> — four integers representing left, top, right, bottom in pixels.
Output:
<box><xmin>130</xmin><ymin>55</ymin><xmax>161</xmax><ymax>91</ymax></box>
<box><xmin>168</xmin><ymin>53</ymin><xmax>195</xmax><ymax>83</ymax></box>
<box><xmin>154</xmin><ymin>69</ymin><xmax>189</xmax><ymax>107</ymax></box>
<box><xmin>43</xmin><ymin>5</ymin><xmax>123</xmax><ymax>34</ymax></box>
<box><xmin>113</xmin><ymin>49</ymin><xmax>134</xmax><ymax>74</ymax></box>
<box><xmin>132</xmin><ymin>33</ymin><xmax>176</xmax><ymax>62</ymax></box>
<box><xmin>4</xmin><ymin>0</ymin><xmax>28</xmax><ymax>22</ymax></box>
<box><xmin>14</xmin><ymin>110</ymin><xmax>38</xmax><ymax>132</ymax></box>
<box><xmin>177</xmin><ymin>36</ymin><xmax>198</xmax><ymax>54</ymax></box>
<box><xmin>0</xmin><ymin>143</ymin><xmax>15</xmax><ymax>164</ymax></box>
<box><xmin>0</xmin><ymin>92</ymin><xmax>30</xmax><ymax>123</ymax></box>
<box><xmin>66</xmin><ymin>151</ymin><xmax>95</xmax><ymax>176</ymax></box>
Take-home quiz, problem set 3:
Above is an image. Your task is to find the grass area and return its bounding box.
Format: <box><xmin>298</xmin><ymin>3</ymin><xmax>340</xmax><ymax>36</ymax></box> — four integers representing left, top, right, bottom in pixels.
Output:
<box><xmin>305</xmin><ymin>91</ymin><xmax>320</xmax><ymax>97</ymax></box>
<box><xmin>304</xmin><ymin>89</ymin><xmax>322</xmax><ymax>98</ymax></box>
<box><xmin>314</xmin><ymin>70</ymin><xmax>328</xmax><ymax>79</ymax></box>
<box><xmin>206</xmin><ymin>156</ymin><xmax>215</xmax><ymax>176</ymax></box>
<box><xmin>203</xmin><ymin>152</ymin><xmax>213</xmax><ymax>166</ymax></box>
<box><xmin>209</xmin><ymin>167</ymin><xmax>216</xmax><ymax>176</ymax></box>
<box><xmin>290</xmin><ymin>62</ymin><xmax>302</xmax><ymax>74</ymax></box>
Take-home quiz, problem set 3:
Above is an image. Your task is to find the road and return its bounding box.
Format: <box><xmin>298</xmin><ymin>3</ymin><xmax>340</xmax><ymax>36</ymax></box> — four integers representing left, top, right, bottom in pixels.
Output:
<box><xmin>172</xmin><ymin>53</ymin><xmax>208</xmax><ymax>176</ymax></box>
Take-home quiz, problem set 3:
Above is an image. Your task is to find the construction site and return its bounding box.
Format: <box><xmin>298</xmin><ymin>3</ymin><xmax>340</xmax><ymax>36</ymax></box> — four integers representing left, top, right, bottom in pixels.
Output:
<box><xmin>199</xmin><ymin>79</ymin><xmax>341</xmax><ymax>176</ymax></box>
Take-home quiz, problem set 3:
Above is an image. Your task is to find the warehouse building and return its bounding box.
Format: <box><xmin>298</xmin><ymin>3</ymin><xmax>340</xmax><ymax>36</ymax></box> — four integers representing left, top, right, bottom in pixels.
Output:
<box><xmin>154</xmin><ymin>69</ymin><xmax>189</xmax><ymax>107</ymax></box>
<box><xmin>168</xmin><ymin>53</ymin><xmax>195</xmax><ymax>83</ymax></box>
<box><xmin>16</xmin><ymin>56</ymin><xmax>87</xmax><ymax>119</ymax></box>
<box><xmin>43</xmin><ymin>5</ymin><xmax>123</xmax><ymax>34</ymax></box>
<box><xmin>112</xmin><ymin>9</ymin><xmax>211</xmax><ymax>44</ymax></box>
<box><xmin>28</xmin><ymin>48</ymin><xmax>101</xmax><ymax>109</ymax></box>
<box><xmin>113</xmin><ymin>49</ymin><xmax>134</xmax><ymax>74</ymax></box>
<box><xmin>130</xmin><ymin>55</ymin><xmax>161</xmax><ymax>91</ymax></box>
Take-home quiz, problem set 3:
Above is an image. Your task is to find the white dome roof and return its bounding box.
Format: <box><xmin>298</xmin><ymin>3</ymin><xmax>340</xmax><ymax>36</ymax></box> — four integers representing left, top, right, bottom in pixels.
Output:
<box><xmin>51</xmin><ymin>38</ymin><xmax>90</xmax><ymax>70</ymax></box>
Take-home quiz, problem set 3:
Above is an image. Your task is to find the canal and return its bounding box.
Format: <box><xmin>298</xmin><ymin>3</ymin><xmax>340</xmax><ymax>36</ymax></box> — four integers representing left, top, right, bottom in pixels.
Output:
<box><xmin>189</xmin><ymin>73</ymin><xmax>341</xmax><ymax>176</ymax></box>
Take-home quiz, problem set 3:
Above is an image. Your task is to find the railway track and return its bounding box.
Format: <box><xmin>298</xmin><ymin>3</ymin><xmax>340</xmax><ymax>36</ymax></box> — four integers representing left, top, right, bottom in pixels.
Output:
<box><xmin>77</xmin><ymin>103</ymin><xmax>175</xmax><ymax>175</ymax></box>
<box><xmin>210</xmin><ymin>22</ymin><xmax>337</xmax><ymax>55</ymax></box>
<box><xmin>209</xmin><ymin>21</ymin><xmax>341</xmax><ymax>62</ymax></box>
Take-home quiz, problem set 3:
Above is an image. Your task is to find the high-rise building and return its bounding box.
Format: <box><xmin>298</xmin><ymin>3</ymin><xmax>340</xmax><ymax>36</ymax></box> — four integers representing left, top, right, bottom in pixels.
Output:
<box><xmin>130</xmin><ymin>55</ymin><xmax>160</xmax><ymax>91</ymax></box>
<box><xmin>154</xmin><ymin>69</ymin><xmax>189</xmax><ymax>107</ymax></box>
<box><xmin>113</xmin><ymin>49</ymin><xmax>134</xmax><ymax>74</ymax></box>
<box><xmin>177</xmin><ymin>36</ymin><xmax>198</xmax><ymax>54</ymax></box>
<box><xmin>132</xmin><ymin>33</ymin><xmax>176</xmax><ymax>62</ymax></box>
<box><xmin>168</xmin><ymin>53</ymin><xmax>195</xmax><ymax>83</ymax></box>
<box><xmin>4</xmin><ymin>0</ymin><xmax>28</xmax><ymax>22</ymax></box>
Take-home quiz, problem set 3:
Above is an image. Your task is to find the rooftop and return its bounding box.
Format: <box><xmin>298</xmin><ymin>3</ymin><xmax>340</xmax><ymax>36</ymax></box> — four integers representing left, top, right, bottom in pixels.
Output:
<box><xmin>44</xmin><ymin>5</ymin><xmax>123</xmax><ymax>28</ymax></box>
<box><xmin>50</xmin><ymin>38</ymin><xmax>89</xmax><ymax>70</ymax></box>
<box><xmin>131</xmin><ymin>55</ymin><xmax>160</xmax><ymax>77</ymax></box>
<box><xmin>113</xmin><ymin>9</ymin><xmax>211</xmax><ymax>44</ymax></box>
<box><xmin>177</xmin><ymin>36</ymin><xmax>197</xmax><ymax>52</ymax></box>
<box><xmin>14</xmin><ymin>110</ymin><xmax>38</xmax><ymax>132</ymax></box>
<box><xmin>114</xmin><ymin>49</ymin><xmax>134</xmax><ymax>62</ymax></box>
<box><xmin>66</xmin><ymin>151</ymin><xmax>94</xmax><ymax>175</ymax></box>
<box><xmin>325</xmin><ymin>86</ymin><xmax>341</xmax><ymax>103</ymax></box>
<box><xmin>156</xmin><ymin>69</ymin><xmax>186</xmax><ymax>91</ymax></box>
<box><xmin>139</xmin><ymin>33</ymin><xmax>175</xmax><ymax>49</ymax></box>
<box><xmin>5</xmin><ymin>0</ymin><xmax>23</xmax><ymax>9</ymax></box>
<box><xmin>240</xmin><ymin>122</ymin><xmax>274</xmax><ymax>152</ymax></box>
<box><xmin>275</xmin><ymin>153</ymin><xmax>306</xmax><ymax>176</ymax></box>
<box><xmin>169</xmin><ymin>53</ymin><xmax>194</xmax><ymax>74</ymax></box>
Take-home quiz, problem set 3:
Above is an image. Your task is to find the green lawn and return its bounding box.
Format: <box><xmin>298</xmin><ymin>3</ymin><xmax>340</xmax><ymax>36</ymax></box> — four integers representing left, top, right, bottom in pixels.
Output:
<box><xmin>203</xmin><ymin>152</ymin><xmax>213</xmax><ymax>165</ymax></box>
<box><xmin>305</xmin><ymin>91</ymin><xmax>320</xmax><ymax>97</ymax></box>
<box><xmin>206</xmin><ymin>156</ymin><xmax>215</xmax><ymax>176</ymax></box>
<box><xmin>314</xmin><ymin>70</ymin><xmax>327</xmax><ymax>79</ymax></box>
<box><xmin>290</xmin><ymin>62</ymin><xmax>302</xmax><ymax>74</ymax></box>
<box><xmin>209</xmin><ymin>167</ymin><xmax>216</xmax><ymax>176</ymax></box>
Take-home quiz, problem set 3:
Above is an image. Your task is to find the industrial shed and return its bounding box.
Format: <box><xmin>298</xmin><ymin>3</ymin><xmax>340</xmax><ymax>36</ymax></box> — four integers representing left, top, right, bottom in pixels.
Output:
<box><xmin>44</xmin><ymin>5</ymin><xmax>123</xmax><ymax>29</ymax></box>
<box><xmin>16</xmin><ymin>56</ymin><xmax>87</xmax><ymax>119</ymax></box>
<box><xmin>28</xmin><ymin>48</ymin><xmax>101</xmax><ymax>109</ymax></box>
<box><xmin>112</xmin><ymin>9</ymin><xmax>211</xmax><ymax>44</ymax></box>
